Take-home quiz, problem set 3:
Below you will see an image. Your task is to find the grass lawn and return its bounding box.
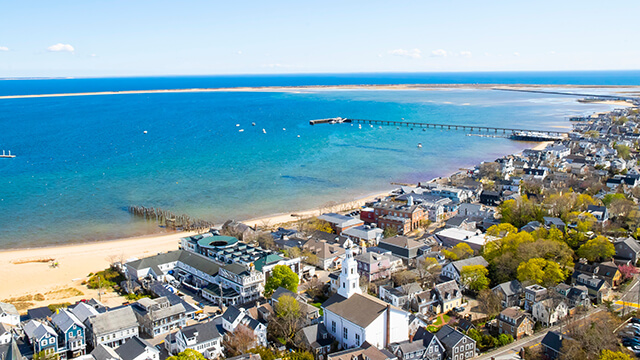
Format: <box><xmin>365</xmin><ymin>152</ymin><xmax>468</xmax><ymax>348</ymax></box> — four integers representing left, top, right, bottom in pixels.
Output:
<box><xmin>433</xmin><ymin>314</ymin><xmax>450</xmax><ymax>327</ymax></box>
<box><xmin>311</xmin><ymin>302</ymin><xmax>324</xmax><ymax>316</ymax></box>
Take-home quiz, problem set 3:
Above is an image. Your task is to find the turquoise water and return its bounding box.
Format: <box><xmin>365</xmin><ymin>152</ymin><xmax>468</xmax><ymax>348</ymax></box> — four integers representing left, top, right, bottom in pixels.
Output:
<box><xmin>0</xmin><ymin>77</ymin><xmax>632</xmax><ymax>248</ymax></box>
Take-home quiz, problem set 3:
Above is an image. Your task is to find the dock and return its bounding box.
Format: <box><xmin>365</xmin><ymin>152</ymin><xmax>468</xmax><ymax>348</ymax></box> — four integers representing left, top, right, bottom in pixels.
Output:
<box><xmin>0</xmin><ymin>150</ymin><xmax>15</xmax><ymax>158</ymax></box>
<box><xmin>311</xmin><ymin>117</ymin><xmax>567</xmax><ymax>137</ymax></box>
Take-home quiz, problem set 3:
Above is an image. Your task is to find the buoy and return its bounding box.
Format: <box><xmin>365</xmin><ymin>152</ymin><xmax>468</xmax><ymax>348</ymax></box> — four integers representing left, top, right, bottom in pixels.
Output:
<box><xmin>297</xmin><ymin>135</ymin><xmax>300</xmax><ymax>138</ymax></box>
<box><xmin>143</xmin><ymin>130</ymin><xmax>148</xmax><ymax>134</ymax></box>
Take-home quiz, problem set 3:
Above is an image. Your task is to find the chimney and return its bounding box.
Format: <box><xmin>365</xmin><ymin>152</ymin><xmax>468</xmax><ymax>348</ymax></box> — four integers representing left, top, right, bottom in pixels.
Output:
<box><xmin>386</xmin><ymin>304</ymin><xmax>391</xmax><ymax>347</ymax></box>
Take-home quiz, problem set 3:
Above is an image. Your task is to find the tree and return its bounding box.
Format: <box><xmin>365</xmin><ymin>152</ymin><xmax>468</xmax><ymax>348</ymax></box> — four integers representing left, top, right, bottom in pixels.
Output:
<box><xmin>264</xmin><ymin>265</ymin><xmax>299</xmax><ymax>297</ymax></box>
<box><xmin>302</xmin><ymin>277</ymin><xmax>324</xmax><ymax>299</ymax></box>
<box><xmin>599</xmin><ymin>350</ymin><xmax>633</xmax><ymax>360</ymax></box>
<box><xmin>477</xmin><ymin>289</ymin><xmax>502</xmax><ymax>318</ymax></box>
<box><xmin>416</xmin><ymin>257</ymin><xmax>441</xmax><ymax>287</ymax></box>
<box><xmin>619</xmin><ymin>264</ymin><xmax>639</xmax><ymax>280</ymax></box>
<box><xmin>451</xmin><ymin>243</ymin><xmax>474</xmax><ymax>260</ymax></box>
<box><xmin>392</xmin><ymin>270</ymin><xmax>418</xmax><ymax>286</ymax></box>
<box><xmin>33</xmin><ymin>351</ymin><xmax>59</xmax><ymax>360</ymax></box>
<box><xmin>287</xmin><ymin>247</ymin><xmax>302</xmax><ymax>259</ymax></box>
<box><xmin>603</xmin><ymin>193</ymin><xmax>626</xmax><ymax>207</ymax></box>
<box><xmin>517</xmin><ymin>258</ymin><xmax>566</xmax><ymax>287</ymax></box>
<box><xmin>561</xmin><ymin>312</ymin><xmax>623</xmax><ymax>360</ymax></box>
<box><xmin>167</xmin><ymin>349</ymin><xmax>206</xmax><ymax>360</ymax></box>
<box><xmin>576</xmin><ymin>236</ymin><xmax>615</xmax><ymax>262</ymax></box>
<box><xmin>615</xmin><ymin>144</ymin><xmax>632</xmax><ymax>160</ymax></box>
<box><xmin>223</xmin><ymin>324</ymin><xmax>256</xmax><ymax>356</ymax></box>
<box><xmin>249</xmin><ymin>347</ymin><xmax>277</xmax><ymax>360</ymax></box>
<box><xmin>383</xmin><ymin>227</ymin><xmax>398</xmax><ymax>238</ymax></box>
<box><xmin>301</xmin><ymin>250</ymin><xmax>318</xmax><ymax>267</ymax></box>
<box><xmin>283</xmin><ymin>351</ymin><xmax>315</xmax><ymax>360</ymax></box>
<box><xmin>257</xmin><ymin>233</ymin><xmax>277</xmax><ymax>250</ymax></box>
<box><xmin>270</xmin><ymin>294</ymin><xmax>304</xmax><ymax>344</ymax></box>
<box><xmin>496</xmin><ymin>334</ymin><xmax>513</xmax><ymax>346</ymax></box>
<box><xmin>460</xmin><ymin>265</ymin><xmax>490</xmax><ymax>291</ymax></box>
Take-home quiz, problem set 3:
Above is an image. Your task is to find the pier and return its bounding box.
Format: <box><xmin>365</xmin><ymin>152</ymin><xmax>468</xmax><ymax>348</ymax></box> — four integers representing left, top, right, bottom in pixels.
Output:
<box><xmin>311</xmin><ymin>117</ymin><xmax>567</xmax><ymax>137</ymax></box>
<box><xmin>0</xmin><ymin>150</ymin><xmax>16</xmax><ymax>158</ymax></box>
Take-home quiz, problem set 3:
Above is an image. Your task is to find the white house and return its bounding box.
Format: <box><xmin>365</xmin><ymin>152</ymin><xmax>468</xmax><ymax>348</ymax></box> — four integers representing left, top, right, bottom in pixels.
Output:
<box><xmin>86</xmin><ymin>307</ymin><xmax>139</xmax><ymax>349</ymax></box>
<box><xmin>114</xmin><ymin>336</ymin><xmax>159</xmax><ymax>360</ymax></box>
<box><xmin>0</xmin><ymin>323</ymin><xmax>12</xmax><ymax>345</ymax></box>
<box><xmin>221</xmin><ymin>306</ymin><xmax>267</xmax><ymax>347</ymax></box>
<box><xmin>532</xmin><ymin>298</ymin><xmax>568</xmax><ymax>327</ymax></box>
<box><xmin>322</xmin><ymin>249</ymin><xmax>409</xmax><ymax>349</ymax></box>
<box><xmin>170</xmin><ymin>321</ymin><xmax>222</xmax><ymax>360</ymax></box>
<box><xmin>0</xmin><ymin>303</ymin><xmax>20</xmax><ymax>326</ymax></box>
<box><xmin>440</xmin><ymin>256</ymin><xmax>489</xmax><ymax>283</ymax></box>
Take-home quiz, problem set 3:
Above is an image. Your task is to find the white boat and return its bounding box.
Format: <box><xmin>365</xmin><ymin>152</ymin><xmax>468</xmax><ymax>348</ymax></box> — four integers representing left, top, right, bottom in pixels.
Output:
<box><xmin>252</xmin><ymin>122</ymin><xmax>256</xmax><ymax>126</ymax></box>
<box><xmin>417</xmin><ymin>143</ymin><xmax>422</xmax><ymax>148</ymax></box>
<box><xmin>283</xmin><ymin>128</ymin><xmax>286</xmax><ymax>131</ymax></box>
<box><xmin>262</xmin><ymin>129</ymin><xmax>267</xmax><ymax>134</ymax></box>
<box><xmin>143</xmin><ymin>130</ymin><xmax>148</xmax><ymax>134</ymax></box>
<box><xmin>358</xmin><ymin>124</ymin><xmax>362</xmax><ymax>129</ymax></box>
<box><xmin>239</xmin><ymin>129</ymin><xmax>244</xmax><ymax>132</ymax></box>
<box><xmin>236</xmin><ymin>124</ymin><xmax>240</xmax><ymax>127</ymax></box>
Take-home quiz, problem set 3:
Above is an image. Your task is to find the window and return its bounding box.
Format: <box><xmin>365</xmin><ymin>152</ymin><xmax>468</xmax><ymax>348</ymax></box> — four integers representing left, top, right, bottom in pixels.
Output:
<box><xmin>343</xmin><ymin>282</ymin><xmax>345</xmax><ymax>288</ymax></box>
<box><xmin>343</xmin><ymin>328</ymin><xmax>348</xmax><ymax>339</ymax></box>
<box><xmin>355</xmin><ymin>333</ymin><xmax>360</xmax><ymax>346</ymax></box>
<box><xmin>332</xmin><ymin>321</ymin><xmax>336</xmax><ymax>333</ymax></box>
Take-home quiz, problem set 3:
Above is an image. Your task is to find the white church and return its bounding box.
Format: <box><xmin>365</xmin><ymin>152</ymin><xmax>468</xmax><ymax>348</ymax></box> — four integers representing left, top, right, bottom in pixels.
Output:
<box><xmin>322</xmin><ymin>249</ymin><xmax>409</xmax><ymax>349</ymax></box>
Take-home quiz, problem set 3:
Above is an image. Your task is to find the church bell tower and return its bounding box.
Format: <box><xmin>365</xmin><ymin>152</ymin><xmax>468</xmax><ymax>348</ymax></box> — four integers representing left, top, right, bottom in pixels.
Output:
<box><xmin>337</xmin><ymin>248</ymin><xmax>362</xmax><ymax>298</ymax></box>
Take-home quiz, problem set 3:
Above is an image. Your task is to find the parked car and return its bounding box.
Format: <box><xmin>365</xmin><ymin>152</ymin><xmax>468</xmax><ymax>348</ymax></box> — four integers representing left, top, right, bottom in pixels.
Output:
<box><xmin>631</xmin><ymin>318</ymin><xmax>640</xmax><ymax>324</ymax></box>
<box><xmin>453</xmin><ymin>307</ymin><xmax>465</xmax><ymax>313</ymax></box>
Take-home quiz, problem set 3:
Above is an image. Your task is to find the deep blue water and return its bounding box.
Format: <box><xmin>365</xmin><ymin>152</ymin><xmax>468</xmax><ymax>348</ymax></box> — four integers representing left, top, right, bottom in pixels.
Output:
<box><xmin>0</xmin><ymin>73</ymin><xmax>636</xmax><ymax>249</ymax></box>
<box><xmin>1</xmin><ymin>70</ymin><xmax>640</xmax><ymax>96</ymax></box>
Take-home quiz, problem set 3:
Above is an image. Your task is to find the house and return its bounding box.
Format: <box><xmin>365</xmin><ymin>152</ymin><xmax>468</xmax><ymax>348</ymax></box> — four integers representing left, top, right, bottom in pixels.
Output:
<box><xmin>407</xmin><ymin>315</ymin><xmax>429</xmax><ymax>337</ymax></box>
<box><xmin>86</xmin><ymin>306</ymin><xmax>139</xmax><ymax>348</ymax></box>
<box><xmin>564</xmin><ymin>286</ymin><xmax>591</xmax><ymax>308</ymax></box>
<box><xmin>327</xmin><ymin>342</ymin><xmax>397</xmax><ymax>360</ymax></box>
<box><xmin>355</xmin><ymin>251</ymin><xmax>401</xmax><ymax>282</ymax></box>
<box><xmin>497</xmin><ymin>307</ymin><xmax>533</xmax><ymax>340</ymax></box>
<box><xmin>377</xmin><ymin>236</ymin><xmax>423</xmax><ymax>261</ymax></box>
<box><xmin>271</xmin><ymin>287</ymin><xmax>320</xmax><ymax>325</ymax></box>
<box><xmin>532</xmin><ymin>298</ymin><xmax>568</xmax><ymax>327</ymax></box>
<box><xmin>302</xmin><ymin>240</ymin><xmax>346</xmax><ymax>270</ymax></box>
<box><xmin>543</xmin><ymin>217</ymin><xmax>566</xmax><ymax>231</ymax></box>
<box><xmin>114</xmin><ymin>336</ymin><xmax>159</xmax><ymax>360</ymax></box>
<box><xmin>440</xmin><ymin>256</ymin><xmax>489</xmax><ymax>283</ymax></box>
<box><xmin>318</xmin><ymin>213</ymin><xmax>365</xmax><ymax>234</ymax></box>
<box><xmin>574</xmin><ymin>274</ymin><xmax>612</xmax><ymax>303</ymax></box>
<box><xmin>24</xmin><ymin>320</ymin><xmax>59</xmax><ymax>358</ymax></box>
<box><xmin>435</xmin><ymin>228</ymin><xmax>493</xmax><ymax>252</ymax></box>
<box><xmin>434</xmin><ymin>325</ymin><xmax>476</xmax><ymax>360</ymax></box>
<box><xmin>27</xmin><ymin>307</ymin><xmax>53</xmax><ymax>321</ymax></box>
<box><xmin>444</xmin><ymin>217</ymin><xmax>477</xmax><ymax>232</ymax></box>
<box><xmin>170</xmin><ymin>321</ymin><xmax>223</xmax><ymax>359</ymax></box>
<box><xmin>572</xmin><ymin>261</ymin><xmax>621</xmax><ymax>287</ymax></box>
<box><xmin>614</xmin><ymin>237</ymin><xmax>640</xmax><ymax>265</ymax></box>
<box><xmin>0</xmin><ymin>304</ymin><xmax>19</xmax><ymax>326</ymax></box>
<box><xmin>379</xmin><ymin>283</ymin><xmax>423</xmax><ymax>309</ymax></box>
<box><xmin>586</xmin><ymin>205</ymin><xmax>609</xmax><ymax>223</ymax></box>
<box><xmin>322</xmin><ymin>250</ymin><xmax>409</xmax><ymax>349</ymax></box>
<box><xmin>342</xmin><ymin>225</ymin><xmax>384</xmax><ymax>247</ymax></box>
<box><xmin>90</xmin><ymin>343</ymin><xmax>122</xmax><ymax>360</ymax></box>
<box><xmin>220</xmin><ymin>305</ymin><xmax>267</xmax><ymax>347</ymax></box>
<box><xmin>523</xmin><ymin>285</ymin><xmax>547</xmax><ymax>311</ymax></box>
<box><xmin>0</xmin><ymin>337</ymin><xmax>25</xmax><ymax>360</ymax></box>
<box><xmin>131</xmin><ymin>297</ymin><xmax>186</xmax><ymax>338</ymax></box>
<box><xmin>424</xmin><ymin>280</ymin><xmax>462</xmax><ymax>315</ymax></box>
<box><xmin>479</xmin><ymin>191</ymin><xmax>500</xmax><ymax>206</ymax></box>
<box><xmin>490</xmin><ymin>280</ymin><xmax>521</xmax><ymax>308</ymax></box>
<box><xmin>0</xmin><ymin>323</ymin><xmax>11</xmax><ymax>345</ymax></box>
<box><xmin>389</xmin><ymin>329</ymin><xmax>445</xmax><ymax>360</ymax></box>
<box><xmin>296</xmin><ymin>323</ymin><xmax>333</xmax><ymax>360</ymax></box>
<box><xmin>50</xmin><ymin>308</ymin><xmax>87</xmax><ymax>358</ymax></box>
<box><xmin>540</xmin><ymin>331</ymin><xmax>569</xmax><ymax>360</ymax></box>
<box><xmin>520</xmin><ymin>221</ymin><xmax>542</xmax><ymax>233</ymax></box>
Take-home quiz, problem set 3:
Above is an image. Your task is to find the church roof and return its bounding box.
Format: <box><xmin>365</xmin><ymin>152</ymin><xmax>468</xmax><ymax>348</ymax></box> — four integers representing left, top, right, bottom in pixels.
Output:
<box><xmin>323</xmin><ymin>293</ymin><xmax>395</xmax><ymax>328</ymax></box>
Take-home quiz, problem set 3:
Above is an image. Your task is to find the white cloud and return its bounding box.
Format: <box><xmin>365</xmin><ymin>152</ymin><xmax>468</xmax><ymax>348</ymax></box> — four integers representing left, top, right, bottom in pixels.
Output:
<box><xmin>549</xmin><ymin>51</ymin><xmax>556</xmax><ymax>55</ymax></box>
<box><xmin>0</xmin><ymin>46</ymin><xmax>9</xmax><ymax>51</ymax></box>
<box><xmin>237</xmin><ymin>50</ymin><xmax>242</xmax><ymax>55</ymax></box>
<box><xmin>90</xmin><ymin>53</ymin><xmax>97</xmax><ymax>57</ymax></box>
<box><xmin>388</xmin><ymin>48</ymin><xmax>421</xmax><ymax>59</ymax></box>
<box><xmin>261</xmin><ymin>63</ymin><xmax>293</xmax><ymax>68</ymax></box>
<box><xmin>47</xmin><ymin>43</ymin><xmax>74</xmax><ymax>52</ymax></box>
<box><xmin>459</xmin><ymin>51</ymin><xmax>472</xmax><ymax>57</ymax></box>
<box><xmin>513</xmin><ymin>52</ymin><xmax>521</xmax><ymax>57</ymax></box>
<box><xmin>430</xmin><ymin>49</ymin><xmax>447</xmax><ymax>57</ymax></box>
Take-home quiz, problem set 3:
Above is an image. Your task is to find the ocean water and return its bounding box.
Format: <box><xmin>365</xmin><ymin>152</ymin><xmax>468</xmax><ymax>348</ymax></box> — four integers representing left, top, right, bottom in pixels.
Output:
<box><xmin>0</xmin><ymin>73</ymin><xmax>636</xmax><ymax>249</ymax></box>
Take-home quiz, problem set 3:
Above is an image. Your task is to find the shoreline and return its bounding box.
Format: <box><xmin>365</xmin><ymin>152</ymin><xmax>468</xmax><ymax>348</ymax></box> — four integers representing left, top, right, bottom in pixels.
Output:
<box><xmin>1</xmin><ymin>83</ymin><xmax>640</xmax><ymax>100</ymax></box>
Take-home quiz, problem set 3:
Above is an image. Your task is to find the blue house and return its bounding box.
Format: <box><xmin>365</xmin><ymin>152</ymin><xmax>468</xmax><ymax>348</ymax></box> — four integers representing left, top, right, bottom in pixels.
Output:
<box><xmin>51</xmin><ymin>309</ymin><xmax>87</xmax><ymax>358</ymax></box>
<box><xmin>24</xmin><ymin>320</ymin><xmax>59</xmax><ymax>358</ymax></box>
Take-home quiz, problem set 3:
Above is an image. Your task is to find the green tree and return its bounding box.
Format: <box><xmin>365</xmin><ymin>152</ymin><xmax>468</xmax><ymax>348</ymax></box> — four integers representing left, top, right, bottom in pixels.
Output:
<box><xmin>383</xmin><ymin>227</ymin><xmax>398</xmax><ymax>238</ymax></box>
<box><xmin>517</xmin><ymin>258</ymin><xmax>566</xmax><ymax>286</ymax></box>
<box><xmin>603</xmin><ymin>193</ymin><xmax>626</xmax><ymax>207</ymax></box>
<box><xmin>250</xmin><ymin>347</ymin><xmax>278</xmax><ymax>360</ymax></box>
<box><xmin>576</xmin><ymin>236</ymin><xmax>615</xmax><ymax>262</ymax></box>
<box><xmin>497</xmin><ymin>334</ymin><xmax>514</xmax><ymax>346</ymax></box>
<box><xmin>167</xmin><ymin>349</ymin><xmax>206</xmax><ymax>360</ymax></box>
<box><xmin>460</xmin><ymin>265</ymin><xmax>490</xmax><ymax>291</ymax></box>
<box><xmin>284</xmin><ymin>351</ymin><xmax>315</xmax><ymax>360</ymax></box>
<box><xmin>270</xmin><ymin>295</ymin><xmax>304</xmax><ymax>344</ymax></box>
<box><xmin>615</xmin><ymin>144</ymin><xmax>632</xmax><ymax>160</ymax></box>
<box><xmin>301</xmin><ymin>250</ymin><xmax>318</xmax><ymax>267</ymax></box>
<box><xmin>264</xmin><ymin>265</ymin><xmax>299</xmax><ymax>297</ymax></box>
<box><xmin>451</xmin><ymin>243</ymin><xmax>474</xmax><ymax>260</ymax></box>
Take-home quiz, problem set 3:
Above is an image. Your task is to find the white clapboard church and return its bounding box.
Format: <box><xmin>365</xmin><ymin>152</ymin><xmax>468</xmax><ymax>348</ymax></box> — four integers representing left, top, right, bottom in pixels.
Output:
<box><xmin>322</xmin><ymin>249</ymin><xmax>409</xmax><ymax>349</ymax></box>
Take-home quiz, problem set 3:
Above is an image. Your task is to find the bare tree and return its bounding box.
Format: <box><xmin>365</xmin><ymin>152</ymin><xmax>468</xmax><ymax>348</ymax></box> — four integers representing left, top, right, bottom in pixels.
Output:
<box><xmin>223</xmin><ymin>324</ymin><xmax>255</xmax><ymax>356</ymax></box>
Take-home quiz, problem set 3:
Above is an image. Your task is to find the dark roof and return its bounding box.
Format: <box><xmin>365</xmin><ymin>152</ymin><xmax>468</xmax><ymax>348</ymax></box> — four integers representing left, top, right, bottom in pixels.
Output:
<box><xmin>115</xmin><ymin>336</ymin><xmax>156</xmax><ymax>360</ymax></box>
<box><xmin>492</xmin><ymin>280</ymin><xmax>522</xmax><ymax>297</ymax></box>
<box><xmin>541</xmin><ymin>331</ymin><xmax>565</xmax><ymax>353</ymax></box>
<box><xmin>457</xmin><ymin>318</ymin><xmax>475</xmax><ymax>332</ymax></box>
<box><xmin>323</xmin><ymin>293</ymin><xmax>392</xmax><ymax>328</ymax></box>
<box><xmin>222</xmin><ymin>305</ymin><xmax>244</xmax><ymax>324</ymax></box>
<box><xmin>0</xmin><ymin>338</ymin><xmax>24</xmax><ymax>360</ymax></box>
<box><xmin>27</xmin><ymin>307</ymin><xmax>52</xmax><ymax>320</ymax></box>
<box><xmin>435</xmin><ymin>325</ymin><xmax>473</xmax><ymax>349</ymax></box>
<box><xmin>299</xmin><ymin>323</ymin><xmax>333</xmax><ymax>349</ymax></box>
<box><xmin>180</xmin><ymin>321</ymin><xmax>221</xmax><ymax>344</ymax></box>
<box><xmin>616</xmin><ymin>237</ymin><xmax>640</xmax><ymax>253</ymax></box>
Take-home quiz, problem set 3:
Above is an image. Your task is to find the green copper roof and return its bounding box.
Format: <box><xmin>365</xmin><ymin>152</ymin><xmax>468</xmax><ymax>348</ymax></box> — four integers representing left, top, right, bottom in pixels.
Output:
<box><xmin>197</xmin><ymin>235</ymin><xmax>238</xmax><ymax>248</ymax></box>
<box><xmin>253</xmin><ymin>254</ymin><xmax>283</xmax><ymax>271</ymax></box>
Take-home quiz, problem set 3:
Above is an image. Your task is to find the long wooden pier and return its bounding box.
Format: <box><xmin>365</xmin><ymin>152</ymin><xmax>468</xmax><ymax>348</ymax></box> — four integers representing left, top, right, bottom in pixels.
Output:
<box><xmin>310</xmin><ymin>117</ymin><xmax>567</xmax><ymax>136</ymax></box>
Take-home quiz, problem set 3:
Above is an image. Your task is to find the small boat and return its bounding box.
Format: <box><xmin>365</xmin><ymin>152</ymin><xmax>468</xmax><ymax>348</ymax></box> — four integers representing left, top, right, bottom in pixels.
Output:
<box><xmin>236</xmin><ymin>124</ymin><xmax>240</xmax><ymax>127</ymax></box>
<box><xmin>370</xmin><ymin>125</ymin><xmax>373</xmax><ymax>128</ymax></box>
<box><xmin>379</xmin><ymin>126</ymin><xmax>382</xmax><ymax>129</ymax></box>
<box><xmin>297</xmin><ymin>135</ymin><xmax>300</xmax><ymax>138</ymax></box>
<box><xmin>239</xmin><ymin>129</ymin><xmax>244</xmax><ymax>132</ymax></box>
<box><xmin>283</xmin><ymin>128</ymin><xmax>286</xmax><ymax>131</ymax></box>
<box><xmin>417</xmin><ymin>143</ymin><xmax>422</xmax><ymax>148</ymax></box>
<box><xmin>0</xmin><ymin>150</ymin><xmax>16</xmax><ymax>158</ymax></box>
<box><xmin>143</xmin><ymin>130</ymin><xmax>148</xmax><ymax>134</ymax></box>
<box><xmin>358</xmin><ymin>124</ymin><xmax>362</xmax><ymax>129</ymax></box>
<box><xmin>252</xmin><ymin>122</ymin><xmax>256</xmax><ymax>126</ymax></box>
<box><xmin>262</xmin><ymin>129</ymin><xmax>267</xmax><ymax>134</ymax></box>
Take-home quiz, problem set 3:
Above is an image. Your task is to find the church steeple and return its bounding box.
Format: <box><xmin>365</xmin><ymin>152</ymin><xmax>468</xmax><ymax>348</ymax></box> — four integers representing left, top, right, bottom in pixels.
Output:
<box><xmin>337</xmin><ymin>248</ymin><xmax>362</xmax><ymax>298</ymax></box>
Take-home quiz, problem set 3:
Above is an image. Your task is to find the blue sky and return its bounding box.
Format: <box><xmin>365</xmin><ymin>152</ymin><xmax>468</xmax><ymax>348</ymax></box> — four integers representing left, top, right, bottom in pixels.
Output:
<box><xmin>1</xmin><ymin>0</ymin><xmax>639</xmax><ymax>77</ymax></box>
